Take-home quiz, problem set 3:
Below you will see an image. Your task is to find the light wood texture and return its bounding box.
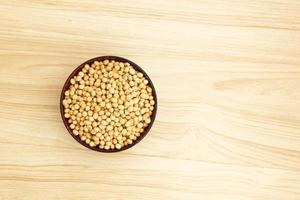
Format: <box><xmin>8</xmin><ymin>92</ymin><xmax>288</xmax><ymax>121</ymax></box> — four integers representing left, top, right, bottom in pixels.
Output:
<box><xmin>0</xmin><ymin>0</ymin><xmax>300</xmax><ymax>199</ymax></box>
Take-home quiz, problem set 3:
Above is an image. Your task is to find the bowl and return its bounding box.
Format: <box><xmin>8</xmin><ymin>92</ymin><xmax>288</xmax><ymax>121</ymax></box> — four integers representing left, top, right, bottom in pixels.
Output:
<box><xmin>60</xmin><ymin>56</ymin><xmax>157</xmax><ymax>152</ymax></box>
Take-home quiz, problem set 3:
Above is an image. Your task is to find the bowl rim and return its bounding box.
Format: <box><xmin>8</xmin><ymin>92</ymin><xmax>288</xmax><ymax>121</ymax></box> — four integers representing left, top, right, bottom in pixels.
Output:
<box><xmin>60</xmin><ymin>56</ymin><xmax>157</xmax><ymax>153</ymax></box>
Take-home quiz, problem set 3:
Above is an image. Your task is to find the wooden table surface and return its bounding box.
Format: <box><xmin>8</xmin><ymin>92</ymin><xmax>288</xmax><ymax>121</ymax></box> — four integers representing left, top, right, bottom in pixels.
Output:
<box><xmin>1</xmin><ymin>0</ymin><xmax>300</xmax><ymax>199</ymax></box>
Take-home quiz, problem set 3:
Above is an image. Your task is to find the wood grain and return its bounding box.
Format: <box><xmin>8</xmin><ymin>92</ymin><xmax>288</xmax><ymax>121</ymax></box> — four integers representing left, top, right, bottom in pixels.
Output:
<box><xmin>0</xmin><ymin>0</ymin><xmax>300</xmax><ymax>199</ymax></box>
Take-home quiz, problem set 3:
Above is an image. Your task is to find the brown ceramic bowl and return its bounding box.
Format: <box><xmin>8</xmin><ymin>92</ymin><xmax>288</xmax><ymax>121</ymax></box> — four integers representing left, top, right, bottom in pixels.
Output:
<box><xmin>60</xmin><ymin>56</ymin><xmax>157</xmax><ymax>153</ymax></box>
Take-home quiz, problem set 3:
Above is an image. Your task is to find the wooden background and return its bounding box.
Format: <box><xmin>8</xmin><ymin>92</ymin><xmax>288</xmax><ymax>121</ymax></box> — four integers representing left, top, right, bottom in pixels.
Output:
<box><xmin>0</xmin><ymin>0</ymin><xmax>300</xmax><ymax>199</ymax></box>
